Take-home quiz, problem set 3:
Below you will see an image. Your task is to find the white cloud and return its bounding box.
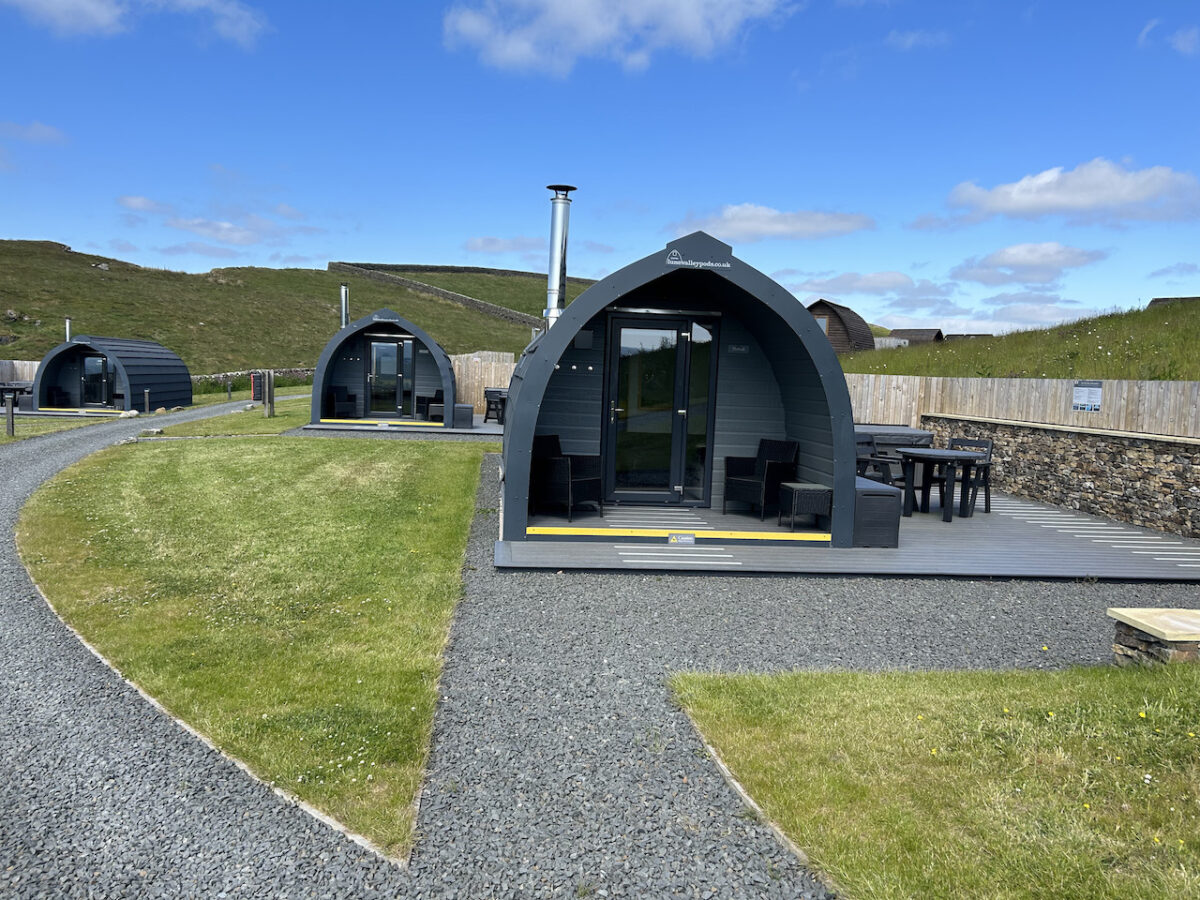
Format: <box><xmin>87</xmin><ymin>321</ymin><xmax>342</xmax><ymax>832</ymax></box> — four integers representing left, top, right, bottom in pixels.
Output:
<box><xmin>671</xmin><ymin>203</ymin><xmax>874</xmax><ymax>242</ymax></box>
<box><xmin>464</xmin><ymin>235</ymin><xmax>546</xmax><ymax>253</ymax></box>
<box><xmin>0</xmin><ymin>120</ymin><xmax>68</xmax><ymax>143</ymax></box>
<box><xmin>951</xmin><ymin>242</ymin><xmax>1106</xmax><ymax>286</ymax></box>
<box><xmin>443</xmin><ymin>0</ymin><xmax>792</xmax><ymax>76</ymax></box>
<box><xmin>947</xmin><ymin>157</ymin><xmax>1200</xmax><ymax>224</ymax></box>
<box><xmin>1169</xmin><ymin>25</ymin><xmax>1199</xmax><ymax>55</ymax></box>
<box><xmin>273</xmin><ymin>202</ymin><xmax>305</xmax><ymax>221</ymax></box>
<box><xmin>1138</xmin><ymin>18</ymin><xmax>1160</xmax><ymax>48</ymax></box>
<box><xmin>0</xmin><ymin>0</ymin><xmax>267</xmax><ymax>47</ymax></box>
<box><xmin>885</xmin><ymin>29</ymin><xmax>948</xmax><ymax>51</ymax></box>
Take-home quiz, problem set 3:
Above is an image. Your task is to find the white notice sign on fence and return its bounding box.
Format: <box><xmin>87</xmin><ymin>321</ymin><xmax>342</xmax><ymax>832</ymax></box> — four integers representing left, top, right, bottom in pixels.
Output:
<box><xmin>1072</xmin><ymin>379</ymin><xmax>1103</xmax><ymax>412</ymax></box>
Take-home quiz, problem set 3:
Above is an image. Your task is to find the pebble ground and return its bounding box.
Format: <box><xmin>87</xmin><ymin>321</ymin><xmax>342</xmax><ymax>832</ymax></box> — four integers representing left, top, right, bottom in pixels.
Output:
<box><xmin>3</xmin><ymin>428</ymin><xmax>1196</xmax><ymax>897</ymax></box>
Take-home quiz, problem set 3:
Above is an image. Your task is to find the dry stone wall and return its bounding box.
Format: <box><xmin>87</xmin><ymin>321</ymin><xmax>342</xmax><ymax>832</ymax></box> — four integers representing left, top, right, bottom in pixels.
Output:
<box><xmin>922</xmin><ymin>415</ymin><xmax>1200</xmax><ymax>539</ymax></box>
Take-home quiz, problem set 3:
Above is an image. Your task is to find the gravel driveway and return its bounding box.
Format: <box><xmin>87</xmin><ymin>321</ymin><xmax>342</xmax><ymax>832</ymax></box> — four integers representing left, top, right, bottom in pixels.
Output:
<box><xmin>3</xmin><ymin>432</ymin><xmax>1195</xmax><ymax>898</ymax></box>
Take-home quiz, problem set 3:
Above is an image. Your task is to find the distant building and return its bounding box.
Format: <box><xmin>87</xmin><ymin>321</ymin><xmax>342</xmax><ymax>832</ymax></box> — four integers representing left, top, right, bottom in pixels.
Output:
<box><xmin>943</xmin><ymin>333</ymin><xmax>993</xmax><ymax>341</ymax></box>
<box><xmin>873</xmin><ymin>336</ymin><xmax>910</xmax><ymax>350</ymax></box>
<box><xmin>805</xmin><ymin>299</ymin><xmax>875</xmax><ymax>353</ymax></box>
<box><xmin>1148</xmin><ymin>296</ymin><xmax>1200</xmax><ymax>308</ymax></box>
<box><xmin>888</xmin><ymin>328</ymin><xmax>944</xmax><ymax>344</ymax></box>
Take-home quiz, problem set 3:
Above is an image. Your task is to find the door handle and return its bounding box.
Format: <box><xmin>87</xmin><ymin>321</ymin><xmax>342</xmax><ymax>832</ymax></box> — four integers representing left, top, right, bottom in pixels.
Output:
<box><xmin>677</xmin><ymin>409</ymin><xmax>687</xmax><ymax>417</ymax></box>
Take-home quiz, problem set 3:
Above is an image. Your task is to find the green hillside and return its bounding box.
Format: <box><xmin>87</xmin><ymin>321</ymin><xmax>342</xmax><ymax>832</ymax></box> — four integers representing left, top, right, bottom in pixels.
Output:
<box><xmin>843</xmin><ymin>302</ymin><xmax>1200</xmax><ymax>381</ymax></box>
<box><xmin>0</xmin><ymin>241</ymin><xmax>534</xmax><ymax>373</ymax></box>
<box><xmin>384</xmin><ymin>267</ymin><xmax>594</xmax><ymax>318</ymax></box>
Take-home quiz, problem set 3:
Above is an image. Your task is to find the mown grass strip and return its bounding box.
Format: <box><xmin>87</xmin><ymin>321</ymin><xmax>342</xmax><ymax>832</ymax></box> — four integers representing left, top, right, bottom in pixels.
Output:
<box><xmin>161</xmin><ymin>395</ymin><xmax>312</xmax><ymax>436</ymax></box>
<box><xmin>0</xmin><ymin>415</ymin><xmax>110</xmax><ymax>444</ymax></box>
<box><xmin>18</xmin><ymin>437</ymin><xmax>492</xmax><ymax>857</ymax></box>
<box><xmin>673</xmin><ymin>667</ymin><xmax>1200</xmax><ymax>899</ymax></box>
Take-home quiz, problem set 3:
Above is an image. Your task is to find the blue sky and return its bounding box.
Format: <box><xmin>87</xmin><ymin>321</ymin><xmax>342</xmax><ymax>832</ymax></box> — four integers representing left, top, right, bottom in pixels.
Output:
<box><xmin>2</xmin><ymin>0</ymin><xmax>1198</xmax><ymax>334</ymax></box>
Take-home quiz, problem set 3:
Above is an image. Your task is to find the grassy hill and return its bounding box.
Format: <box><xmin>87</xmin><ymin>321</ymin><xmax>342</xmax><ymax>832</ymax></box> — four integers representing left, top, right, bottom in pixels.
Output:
<box><xmin>382</xmin><ymin>267</ymin><xmax>594</xmax><ymax>318</ymax></box>
<box><xmin>843</xmin><ymin>302</ymin><xmax>1200</xmax><ymax>381</ymax></box>
<box><xmin>0</xmin><ymin>241</ymin><xmax>535</xmax><ymax>373</ymax></box>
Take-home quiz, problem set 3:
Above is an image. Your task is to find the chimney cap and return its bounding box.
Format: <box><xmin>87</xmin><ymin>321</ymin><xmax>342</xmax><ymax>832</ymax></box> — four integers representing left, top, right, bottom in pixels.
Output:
<box><xmin>547</xmin><ymin>184</ymin><xmax>577</xmax><ymax>195</ymax></box>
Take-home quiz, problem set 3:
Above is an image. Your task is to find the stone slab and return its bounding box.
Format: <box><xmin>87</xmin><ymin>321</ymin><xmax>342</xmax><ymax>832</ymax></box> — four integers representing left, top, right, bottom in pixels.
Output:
<box><xmin>1107</xmin><ymin>607</ymin><xmax>1200</xmax><ymax>642</ymax></box>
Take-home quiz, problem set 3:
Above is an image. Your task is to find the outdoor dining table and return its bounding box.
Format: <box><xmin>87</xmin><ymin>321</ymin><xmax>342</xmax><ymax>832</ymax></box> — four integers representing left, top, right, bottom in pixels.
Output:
<box><xmin>897</xmin><ymin>446</ymin><xmax>990</xmax><ymax>523</ymax></box>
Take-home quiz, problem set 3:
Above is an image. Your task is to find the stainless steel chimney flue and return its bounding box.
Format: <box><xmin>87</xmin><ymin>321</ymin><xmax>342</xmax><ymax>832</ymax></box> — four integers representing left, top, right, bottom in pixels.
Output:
<box><xmin>340</xmin><ymin>283</ymin><xmax>350</xmax><ymax>328</ymax></box>
<box><xmin>65</xmin><ymin>316</ymin><xmax>72</xmax><ymax>341</ymax></box>
<box><xmin>544</xmin><ymin>184</ymin><xmax>576</xmax><ymax>327</ymax></box>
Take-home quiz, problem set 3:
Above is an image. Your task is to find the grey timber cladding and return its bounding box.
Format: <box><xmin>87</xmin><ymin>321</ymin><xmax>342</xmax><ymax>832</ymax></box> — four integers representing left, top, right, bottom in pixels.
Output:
<box><xmin>33</xmin><ymin>336</ymin><xmax>192</xmax><ymax>410</ymax></box>
<box><xmin>309</xmin><ymin>308</ymin><xmax>457</xmax><ymax>424</ymax></box>
<box><xmin>500</xmin><ymin>231</ymin><xmax>858</xmax><ymax>547</ymax></box>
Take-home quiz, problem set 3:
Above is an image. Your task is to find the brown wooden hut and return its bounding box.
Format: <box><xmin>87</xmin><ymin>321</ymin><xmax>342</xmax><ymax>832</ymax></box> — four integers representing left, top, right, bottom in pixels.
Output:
<box><xmin>888</xmin><ymin>328</ymin><xmax>944</xmax><ymax>344</ymax></box>
<box><xmin>806</xmin><ymin>299</ymin><xmax>875</xmax><ymax>353</ymax></box>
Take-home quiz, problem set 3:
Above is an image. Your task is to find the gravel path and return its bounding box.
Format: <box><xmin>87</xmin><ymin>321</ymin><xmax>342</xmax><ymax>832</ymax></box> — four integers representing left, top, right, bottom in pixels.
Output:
<box><xmin>4</xmin><ymin>432</ymin><xmax>1196</xmax><ymax>898</ymax></box>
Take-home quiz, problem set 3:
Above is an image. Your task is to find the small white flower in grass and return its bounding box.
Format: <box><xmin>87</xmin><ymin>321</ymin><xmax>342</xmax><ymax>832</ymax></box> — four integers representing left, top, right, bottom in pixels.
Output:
<box><xmin>1144</xmin><ymin>774</ymin><xmax>1153</xmax><ymax>784</ymax></box>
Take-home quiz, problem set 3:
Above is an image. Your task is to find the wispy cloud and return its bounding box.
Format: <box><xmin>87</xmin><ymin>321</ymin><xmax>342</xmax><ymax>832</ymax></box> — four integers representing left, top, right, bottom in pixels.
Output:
<box><xmin>951</xmin><ymin>242</ymin><xmax>1106</xmax><ymax>286</ymax></box>
<box><xmin>464</xmin><ymin>235</ymin><xmax>546</xmax><ymax>253</ymax></box>
<box><xmin>885</xmin><ymin>29</ymin><xmax>949</xmax><ymax>51</ymax></box>
<box><xmin>118</xmin><ymin>194</ymin><xmax>175</xmax><ymax>215</ymax></box>
<box><xmin>670</xmin><ymin>203</ymin><xmax>874</xmax><ymax>243</ymax></box>
<box><xmin>1148</xmin><ymin>261</ymin><xmax>1199</xmax><ymax>279</ymax></box>
<box><xmin>1138</xmin><ymin>18</ymin><xmax>1160</xmax><ymax>48</ymax></box>
<box><xmin>789</xmin><ymin>270</ymin><xmax>917</xmax><ymax>295</ymax></box>
<box><xmin>158</xmin><ymin>241</ymin><xmax>244</xmax><ymax>259</ymax></box>
<box><xmin>0</xmin><ymin>0</ymin><xmax>268</xmax><ymax>47</ymax></box>
<box><xmin>166</xmin><ymin>216</ymin><xmax>260</xmax><ymax>245</ymax></box>
<box><xmin>108</xmin><ymin>238</ymin><xmax>139</xmax><ymax>253</ymax></box>
<box><xmin>0</xmin><ymin>120</ymin><xmax>68</xmax><ymax>143</ymax></box>
<box><xmin>920</xmin><ymin>158</ymin><xmax>1200</xmax><ymax>227</ymax></box>
<box><xmin>444</xmin><ymin>0</ymin><xmax>794</xmax><ymax>76</ymax></box>
<box><xmin>1169</xmin><ymin>25</ymin><xmax>1199</xmax><ymax>55</ymax></box>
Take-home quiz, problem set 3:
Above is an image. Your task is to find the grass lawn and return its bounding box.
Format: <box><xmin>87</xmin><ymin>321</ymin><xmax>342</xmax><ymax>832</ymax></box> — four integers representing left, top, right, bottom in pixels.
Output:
<box><xmin>161</xmin><ymin>395</ymin><xmax>312</xmax><ymax>436</ymax></box>
<box><xmin>18</xmin><ymin>437</ymin><xmax>493</xmax><ymax>857</ymax></box>
<box><xmin>0</xmin><ymin>415</ymin><xmax>112</xmax><ymax>444</ymax></box>
<box><xmin>673</xmin><ymin>667</ymin><xmax>1200</xmax><ymax>899</ymax></box>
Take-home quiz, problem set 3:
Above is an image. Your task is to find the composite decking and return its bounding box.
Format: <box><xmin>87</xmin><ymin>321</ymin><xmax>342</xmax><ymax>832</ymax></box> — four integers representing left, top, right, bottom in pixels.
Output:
<box><xmin>497</xmin><ymin>494</ymin><xmax>1200</xmax><ymax>580</ymax></box>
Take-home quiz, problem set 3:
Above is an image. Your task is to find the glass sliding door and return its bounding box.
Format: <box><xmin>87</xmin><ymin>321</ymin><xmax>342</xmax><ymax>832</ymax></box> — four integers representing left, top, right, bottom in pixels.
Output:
<box><xmin>605</xmin><ymin>316</ymin><xmax>718</xmax><ymax>505</ymax></box>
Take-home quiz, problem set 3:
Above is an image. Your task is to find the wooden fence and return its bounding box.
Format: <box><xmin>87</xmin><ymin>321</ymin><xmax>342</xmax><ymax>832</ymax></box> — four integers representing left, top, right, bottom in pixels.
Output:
<box><xmin>1</xmin><ymin>360</ymin><xmax>38</xmax><ymax>381</ymax></box>
<box><xmin>847</xmin><ymin>374</ymin><xmax>1200</xmax><ymax>439</ymax></box>
<box><xmin>450</xmin><ymin>351</ymin><xmax>516</xmax><ymax>412</ymax></box>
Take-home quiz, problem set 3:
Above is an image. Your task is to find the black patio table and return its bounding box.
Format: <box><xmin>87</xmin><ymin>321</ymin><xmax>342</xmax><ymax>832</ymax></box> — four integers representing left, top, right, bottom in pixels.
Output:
<box><xmin>897</xmin><ymin>446</ymin><xmax>990</xmax><ymax>523</ymax></box>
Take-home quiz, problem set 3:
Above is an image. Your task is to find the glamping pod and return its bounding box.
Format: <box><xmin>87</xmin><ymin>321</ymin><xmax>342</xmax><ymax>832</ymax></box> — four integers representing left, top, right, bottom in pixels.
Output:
<box><xmin>33</xmin><ymin>336</ymin><xmax>191</xmax><ymax>411</ymax></box>
<box><xmin>310</xmin><ymin>308</ymin><xmax>466</xmax><ymax>428</ymax></box>
<box><xmin>497</xmin><ymin>231</ymin><xmax>869</xmax><ymax>567</ymax></box>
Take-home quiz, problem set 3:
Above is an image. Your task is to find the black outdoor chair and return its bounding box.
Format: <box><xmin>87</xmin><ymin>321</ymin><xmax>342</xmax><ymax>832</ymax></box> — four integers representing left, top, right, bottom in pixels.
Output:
<box><xmin>855</xmin><ymin>435</ymin><xmax>899</xmax><ymax>486</ymax></box>
<box><xmin>530</xmin><ymin>434</ymin><xmax>603</xmax><ymax>521</ymax></box>
<box><xmin>722</xmin><ymin>438</ymin><xmax>799</xmax><ymax>519</ymax></box>
<box><xmin>327</xmin><ymin>385</ymin><xmax>356</xmax><ymax>417</ymax></box>
<box><xmin>418</xmin><ymin>389</ymin><xmax>444</xmax><ymax>420</ymax></box>
<box><xmin>933</xmin><ymin>437</ymin><xmax>993</xmax><ymax>514</ymax></box>
<box><xmin>483</xmin><ymin>388</ymin><xmax>507</xmax><ymax>425</ymax></box>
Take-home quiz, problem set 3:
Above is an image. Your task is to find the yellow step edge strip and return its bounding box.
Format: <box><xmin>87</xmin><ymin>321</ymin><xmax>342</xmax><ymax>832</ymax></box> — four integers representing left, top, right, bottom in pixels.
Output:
<box><xmin>526</xmin><ymin>526</ymin><xmax>831</xmax><ymax>542</ymax></box>
<box><xmin>319</xmin><ymin>418</ymin><xmax>444</xmax><ymax>427</ymax></box>
<box><xmin>37</xmin><ymin>407</ymin><xmax>123</xmax><ymax>415</ymax></box>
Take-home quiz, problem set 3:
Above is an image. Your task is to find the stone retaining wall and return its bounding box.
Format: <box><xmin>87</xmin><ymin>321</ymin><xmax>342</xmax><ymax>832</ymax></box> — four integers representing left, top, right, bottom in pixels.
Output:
<box><xmin>922</xmin><ymin>415</ymin><xmax>1200</xmax><ymax>539</ymax></box>
<box><xmin>328</xmin><ymin>263</ymin><xmax>544</xmax><ymax>328</ymax></box>
<box><xmin>191</xmin><ymin>368</ymin><xmax>314</xmax><ymax>385</ymax></box>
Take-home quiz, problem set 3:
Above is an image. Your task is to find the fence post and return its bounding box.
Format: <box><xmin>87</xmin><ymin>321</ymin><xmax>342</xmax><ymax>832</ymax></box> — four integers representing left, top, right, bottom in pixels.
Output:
<box><xmin>226</xmin><ymin>378</ymin><xmax>232</xmax><ymax>401</ymax></box>
<box><xmin>5</xmin><ymin>394</ymin><xmax>13</xmax><ymax>437</ymax></box>
<box><xmin>144</xmin><ymin>389</ymin><xmax>150</xmax><ymax>414</ymax></box>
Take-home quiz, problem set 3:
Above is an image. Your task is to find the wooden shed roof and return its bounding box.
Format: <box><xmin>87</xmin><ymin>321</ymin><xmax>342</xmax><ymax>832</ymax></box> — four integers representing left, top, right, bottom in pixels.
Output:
<box><xmin>888</xmin><ymin>328</ymin><xmax>944</xmax><ymax>343</ymax></box>
<box><xmin>806</xmin><ymin>299</ymin><xmax>875</xmax><ymax>352</ymax></box>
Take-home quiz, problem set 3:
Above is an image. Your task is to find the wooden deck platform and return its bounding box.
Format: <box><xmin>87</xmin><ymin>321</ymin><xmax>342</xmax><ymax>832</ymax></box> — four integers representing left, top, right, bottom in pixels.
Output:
<box><xmin>497</xmin><ymin>494</ymin><xmax>1200</xmax><ymax>580</ymax></box>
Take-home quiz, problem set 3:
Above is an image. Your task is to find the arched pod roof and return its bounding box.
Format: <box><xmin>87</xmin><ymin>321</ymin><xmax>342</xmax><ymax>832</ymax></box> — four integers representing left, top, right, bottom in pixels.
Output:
<box><xmin>500</xmin><ymin>231</ymin><xmax>859</xmax><ymax>548</ymax></box>
<box><xmin>310</xmin><ymin>308</ymin><xmax>457</xmax><ymax>425</ymax></box>
<box><xmin>33</xmin><ymin>335</ymin><xmax>191</xmax><ymax>411</ymax></box>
